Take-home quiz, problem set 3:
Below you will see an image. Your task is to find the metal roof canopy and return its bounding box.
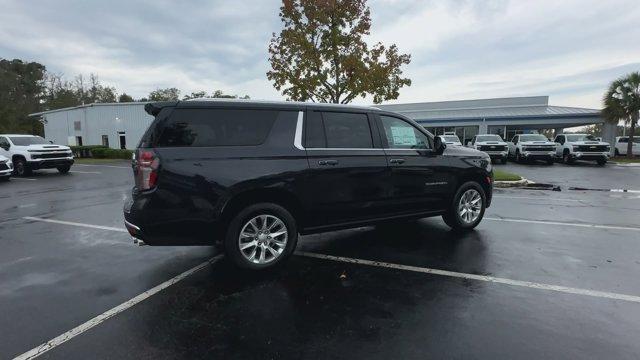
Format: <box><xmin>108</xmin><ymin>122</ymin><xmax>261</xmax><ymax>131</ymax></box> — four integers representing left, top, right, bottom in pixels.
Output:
<box><xmin>377</xmin><ymin>96</ymin><xmax>602</xmax><ymax>128</ymax></box>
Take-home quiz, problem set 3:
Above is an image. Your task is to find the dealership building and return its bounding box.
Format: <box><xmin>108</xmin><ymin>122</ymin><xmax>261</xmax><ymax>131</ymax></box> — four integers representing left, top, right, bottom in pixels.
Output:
<box><xmin>30</xmin><ymin>96</ymin><xmax>616</xmax><ymax>151</ymax></box>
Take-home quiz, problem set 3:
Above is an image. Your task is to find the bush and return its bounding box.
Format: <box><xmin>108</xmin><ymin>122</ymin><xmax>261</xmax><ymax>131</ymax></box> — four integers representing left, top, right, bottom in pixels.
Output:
<box><xmin>70</xmin><ymin>145</ymin><xmax>108</xmax><ymax>158</ymax></box>
<box><xmin>90</xmin><ymin>148</ymin><xmax>134</xmax><ymax>159</ymax></box>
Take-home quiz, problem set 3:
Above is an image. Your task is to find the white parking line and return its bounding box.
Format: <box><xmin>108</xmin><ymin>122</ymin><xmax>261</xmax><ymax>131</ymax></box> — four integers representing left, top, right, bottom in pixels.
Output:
<box><xmin>296</xmin><ymin>251</ymin><xmax>640</xmax><ymax>304</ymax></box>
<box><xmin>13</xmin><ymin>255</ymin><xmax>223</xmax><ymax>360</ymax></box>
<box><xmin>69</xmin><ymin>171</ymin><xmax>102</xmax><ymax>174</ymax></box>
<box><xmin>493</xmin><ymin>195</ymin><xmax>583</xmax><ymax>202</ymax></box>
<box><xmin>23</xmin><ymin>217</ymin><xmax>127</xmax><ymax>233</ymax></box>
<box><xmin>485</xmin><ymin>217</ymin><xmax>640</xmax><ymax>232</ymax></box>
<box><xmin>74</xmin><ymin>164</ymin><xmax>129</xmax><ymax>169</ymax></box>
<box><xmin>11</xmin><ymin>177</ymin><xmax>37</xmax><ymax>181</ymax></box>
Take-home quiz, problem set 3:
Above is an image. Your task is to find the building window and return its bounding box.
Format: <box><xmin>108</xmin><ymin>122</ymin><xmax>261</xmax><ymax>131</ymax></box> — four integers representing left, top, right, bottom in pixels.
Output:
<box><xmin>101</xmin><ymin>135</ymin><xmax>109</xmax><ymax>147</ymax></box>
<box><xmin>74</xmin><ymin>121</ymin><xmax>82</xmax><ymax>131</ymax></box>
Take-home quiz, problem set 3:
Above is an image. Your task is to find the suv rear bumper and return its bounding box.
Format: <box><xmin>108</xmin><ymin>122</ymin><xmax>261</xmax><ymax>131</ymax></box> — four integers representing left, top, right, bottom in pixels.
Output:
<box><xmin>123</xmin><ymin>189</ymin><xmax>224</xmax><ymax>246</ymax></box>
<box><xmin>27</xmin><ymin>158</ymin><xmax>74</xmax><ymax>170</ymax></box>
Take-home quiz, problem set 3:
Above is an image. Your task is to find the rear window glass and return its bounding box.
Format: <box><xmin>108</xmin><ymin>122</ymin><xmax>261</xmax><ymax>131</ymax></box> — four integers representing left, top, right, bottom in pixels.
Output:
<box><xmin>321</xmin><ymin>112</ymin><xmax>372</xmax><ymax>148</ymax></box>
<box><xmin>156</xmin><ymin>108</ymin><xmax>277</xmax><ymax>147</ymax></box>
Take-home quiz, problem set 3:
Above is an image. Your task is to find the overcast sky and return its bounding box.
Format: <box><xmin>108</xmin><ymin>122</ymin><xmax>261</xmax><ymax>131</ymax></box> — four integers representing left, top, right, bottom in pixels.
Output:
<box><xmin>1</xmin><ymin>0</ymin><xmax>638</xmax><ymax>108</ymax></box>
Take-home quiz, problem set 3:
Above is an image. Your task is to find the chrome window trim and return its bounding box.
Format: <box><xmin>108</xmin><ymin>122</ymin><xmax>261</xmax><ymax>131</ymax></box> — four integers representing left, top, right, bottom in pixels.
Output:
<box><xmin>294</xmin><ymin>111</ymin><xmax>305</xmax><ymax>150</ymax></box>
<box><xmin>293</xmin><ymin>111</ymin><xmax>429</xmax><ymax>152</ymax></box>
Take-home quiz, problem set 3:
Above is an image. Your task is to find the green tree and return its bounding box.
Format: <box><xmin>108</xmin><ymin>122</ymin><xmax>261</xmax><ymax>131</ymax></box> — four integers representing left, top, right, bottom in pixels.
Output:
<box><xmin>267</xmin><ymin>0</ymin><xmax>411</xmax><ymax>104</ymax></box>
<box><xmin>603</xmin><ymin>72</ymin><xmax>640</xmax><ymax>158</ymax></box>
<box><xmin>0</xmin><ymin>59</ymin><xmax>46</xmax><ymax>135</ymax></box>
<box><xmin>182</xmin><ymin>90</ymin><xmax>251</xmax><ymax>100</ymax></box>
<box><xmin>118</xmin><ymin>93</ymin><xmax>135</xmax><ymax>102</ymax></box>
<box><xmin>148</xmin><ymin>88</ymin><xmax>180</xmax><ymax>101</ymax></box>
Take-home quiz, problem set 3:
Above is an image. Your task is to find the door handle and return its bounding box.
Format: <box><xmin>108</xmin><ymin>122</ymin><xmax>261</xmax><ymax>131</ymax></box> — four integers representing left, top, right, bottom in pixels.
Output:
<box><xmin>318</xmin><ymin>159</ymin><xmax>339</xmax><ymax>166</ymax></box>
<box><xmin>389</xmin><ymin>158</ymin><xmax>405</xmax><ymax>164</ymax></box>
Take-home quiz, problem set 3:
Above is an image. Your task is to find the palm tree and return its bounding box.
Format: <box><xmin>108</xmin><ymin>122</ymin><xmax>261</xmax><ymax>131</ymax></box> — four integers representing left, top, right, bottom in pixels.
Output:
<box><xmin>603</xmin><ymin>72</ymin><xmax>640</xmax><ymax>158</ymax></box>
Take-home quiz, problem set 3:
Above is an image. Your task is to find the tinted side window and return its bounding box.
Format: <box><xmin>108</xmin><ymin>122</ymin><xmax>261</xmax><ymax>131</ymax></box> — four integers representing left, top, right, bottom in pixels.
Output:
<box><xmin>321</xmin><ymin>112</ymin><xmax>373</xmax><ymax>149</ymax></box>
<box><xmin>156</xmin><ymin>108</ymin><xmax>277</xmax><ymax>147</ymax></box>
<box><xmin>304</xmin><ymin>111</ymin><xmax>326</xmax><ymax>148</ymax></box>
<box><xmin>379</xmin><ymin>115</ymin><xmax>430</xmax><ymax>149</ymax></box>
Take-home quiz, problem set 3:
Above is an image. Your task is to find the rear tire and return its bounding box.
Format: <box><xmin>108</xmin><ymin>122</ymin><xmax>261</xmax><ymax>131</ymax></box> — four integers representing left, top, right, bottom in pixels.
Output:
<box><xmin>13</xmin><ymin>158</ymin><xmax>31</xmax><ymax>176</ymax></box>
<box><xmin>546</xmin><ymin>158</ymin><xmax>554</xmax><ymax>165</ymax></box>
<box><xmin>224</xmin><ymin>203</ymin><xmax>298</xmax><ymax>270</ymax></box>
<box><xmin>57</xmin><ymin>165</ymin><xmax>71</xmax><ymax>174</ymax></box>
<box><xmin>597</xmin><ymin>159</ymin><xmax>607</xmax><ymax>166</ymax></box>
<box><xmin>442</xmin><ymin>181</ymin><xmax>486</xmax><ymax>231</ymax></box>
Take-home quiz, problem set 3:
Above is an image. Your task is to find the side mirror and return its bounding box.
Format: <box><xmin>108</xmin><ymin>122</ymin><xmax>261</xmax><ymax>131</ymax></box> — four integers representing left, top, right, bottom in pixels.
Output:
<box><xmin>49</xmin><ymin>140</ymin><xmax>54</xmax><ymax>144</ymax></box>
<box><xmin>434</xmin><ymin>136</ymin><xmax>446</xmax><ymax>155</ymax></box>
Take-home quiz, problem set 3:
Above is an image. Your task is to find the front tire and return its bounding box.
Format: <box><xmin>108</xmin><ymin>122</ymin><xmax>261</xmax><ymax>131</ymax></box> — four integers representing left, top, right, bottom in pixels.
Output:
<box><xmin>224</xmin><ymin>203</ymin><xmax>298</xmax><ymax>270</ymax></box>
<box><xmin>57</xmin><ymin>165</ymin><xmax>71</xmax><ymax>174</ymax></box>
<box><xmin>546</xmin><ymin>158</ymin><xmax>554</xmax><ymax>165</ymax></box>
<box><xmin>597</xmin><ymin>159</ymin><xmax>607</xmax><ymax>166</ymax></box>
<box><xmin>442</xmin><ymin>181</ymin><xmax>486</xmax><ymax>231</ymax></box>
<box><xmin>13</xmin><ymin>158</ymin><xmax>31</xmax><ymax>176</ymax></box>
<box><xmin>563</xmin><ymin>151</ymin><xmax>574</xmax><ymax>165</ymax></box>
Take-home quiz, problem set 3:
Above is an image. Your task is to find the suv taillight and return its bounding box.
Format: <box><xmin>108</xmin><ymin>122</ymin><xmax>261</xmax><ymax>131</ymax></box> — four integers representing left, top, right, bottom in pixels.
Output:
<box><xmin>134</xmin><ymin>149</ymin><xmax>159</xmax><ymax>191</ymax></box>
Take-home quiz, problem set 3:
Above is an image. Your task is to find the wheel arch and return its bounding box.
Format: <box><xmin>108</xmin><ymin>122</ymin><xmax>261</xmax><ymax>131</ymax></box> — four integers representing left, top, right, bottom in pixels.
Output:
<box><xmin>221</xmin><ymin>188</ymin><xmax>304</xmax><ymax>229</ymax></box>
<box><xmin>12</xmin><ymin>154</ymin><xmax>26</xmax><ymax>163</ymax></box>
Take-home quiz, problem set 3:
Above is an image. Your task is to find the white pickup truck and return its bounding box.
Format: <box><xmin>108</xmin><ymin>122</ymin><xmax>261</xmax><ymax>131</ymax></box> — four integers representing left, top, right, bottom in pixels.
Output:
<box><xmin>508</xmin><ymin>134</ymin><xmax>556</xmax><ymax>165</ymax></box>
<box><xmin>553</xmin><ymin>134</ymin><xmax>610</xmax><ymax>166</ymax></box>
<box><xmin>467</xmin><ymin>134</ymin><xmax>509</xmax><ymax>164</ymax></box>
<box><xmin>0</xmin><ymin>134</ymin><xmax>74</xmax><ymax>176</ymax></box>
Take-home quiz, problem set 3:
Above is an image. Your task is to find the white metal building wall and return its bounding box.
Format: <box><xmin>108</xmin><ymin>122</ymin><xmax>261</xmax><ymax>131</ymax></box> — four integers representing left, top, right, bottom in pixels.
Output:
<box><xmin>42</xmin><ymin>103</ymin><xmax>153</xmax><ymax>150</ymax></box>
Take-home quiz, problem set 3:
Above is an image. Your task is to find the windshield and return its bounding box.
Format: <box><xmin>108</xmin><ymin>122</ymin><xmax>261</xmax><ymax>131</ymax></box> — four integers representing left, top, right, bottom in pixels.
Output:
<box><xmin>519</xmin><ymin>134</ymin><xmax>548</xmax><ymax>142</ymax></box>
<box><xmin>566</xmin><ymin>134</ymin><xmax>597</xmax><ymax>142</ymax></box>
<box><xmin>9</xmin><ymin>136</ymin><xmax>49</xmax><ymax>145</ymax></box>
<box><xmin>476</xmin><ymin>135</ymin><xmax>503</xmax><ymax>142</ymax></box>
<box><xmin>442</xmin><ymin>136</ymin><xmax>460</xmax><ymax>143</ymax></box>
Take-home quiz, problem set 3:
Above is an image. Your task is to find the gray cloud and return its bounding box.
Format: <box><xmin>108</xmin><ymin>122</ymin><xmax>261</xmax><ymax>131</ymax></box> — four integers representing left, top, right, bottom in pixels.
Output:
<box><xmin>1</xmin><ymin>0</ymin><xmax>638</xmax><ymax>107</ymax></box>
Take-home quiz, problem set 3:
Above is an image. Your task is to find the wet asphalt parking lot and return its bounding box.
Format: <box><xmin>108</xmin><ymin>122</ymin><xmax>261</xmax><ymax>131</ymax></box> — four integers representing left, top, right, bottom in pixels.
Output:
<box><xmin>1</xmin><ymin>160</ymin><xmax>640</xmax><ymax>359</ymax></box>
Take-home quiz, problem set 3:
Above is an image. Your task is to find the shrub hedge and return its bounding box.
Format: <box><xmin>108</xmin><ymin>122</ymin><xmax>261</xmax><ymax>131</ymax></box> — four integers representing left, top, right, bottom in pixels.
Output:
<box><xmin>70</xmin><ymin>145</ymin><xmax>108</xmax><ymax>158</ymax></box>
<box><xmin>90</xmin><ymin>148</ymin><xmax>134</xmax><ymax>159</ymax></box>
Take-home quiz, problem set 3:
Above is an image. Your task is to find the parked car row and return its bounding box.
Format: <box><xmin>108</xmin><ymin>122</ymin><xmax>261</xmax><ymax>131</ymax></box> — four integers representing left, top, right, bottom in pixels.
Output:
<box><xmin>440</xmin><ymin>132</ymin><xmax>619</xmax><ymax>166</ymax></box>
<box><xmin>0</xmin><ymin>134</ymin><xmax>74</xmax><ymax>179</ymax></box>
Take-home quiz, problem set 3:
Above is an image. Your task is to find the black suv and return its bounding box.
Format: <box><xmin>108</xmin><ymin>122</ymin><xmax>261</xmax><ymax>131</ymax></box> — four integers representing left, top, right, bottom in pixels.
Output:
<box><xmin>124</xmin><ymin>100</ymin><xmax>493</xmax><ymax>269</ymax></box>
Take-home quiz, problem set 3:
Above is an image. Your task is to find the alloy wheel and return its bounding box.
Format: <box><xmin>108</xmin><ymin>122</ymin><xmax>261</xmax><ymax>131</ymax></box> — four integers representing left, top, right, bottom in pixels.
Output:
<box><xmin>458</xmin><ymin>189</ymin><xmax>482</xmax><ymax>224</ymax></box>
<box><xmin>238</xmin><ymin>214</ymin><xmax>288</xmax><ymax>265</ymax></box>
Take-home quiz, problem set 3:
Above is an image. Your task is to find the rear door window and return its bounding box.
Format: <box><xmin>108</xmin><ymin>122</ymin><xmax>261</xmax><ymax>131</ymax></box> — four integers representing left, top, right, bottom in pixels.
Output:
<box><xmin>156</xmin><ymin>108</ymin><xmax>277</xmax><ymax>147</ymax></box>
<box><xmin>321</xmin><ymin>112</ymin><xmax>373</xmax><ymax>149</ymax></box>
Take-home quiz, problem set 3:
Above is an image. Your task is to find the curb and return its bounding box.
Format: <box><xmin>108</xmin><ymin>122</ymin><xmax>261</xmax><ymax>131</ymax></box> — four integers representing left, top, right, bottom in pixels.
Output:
<box><xmin>611</xmin><ymin>163</ymin><xmax>640</xmax><ymax>167</ymax></box>
<box><xmin>494</xmin><ymin>178</ymin><xmax>532</xmax><ymax>188</ymax></box>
